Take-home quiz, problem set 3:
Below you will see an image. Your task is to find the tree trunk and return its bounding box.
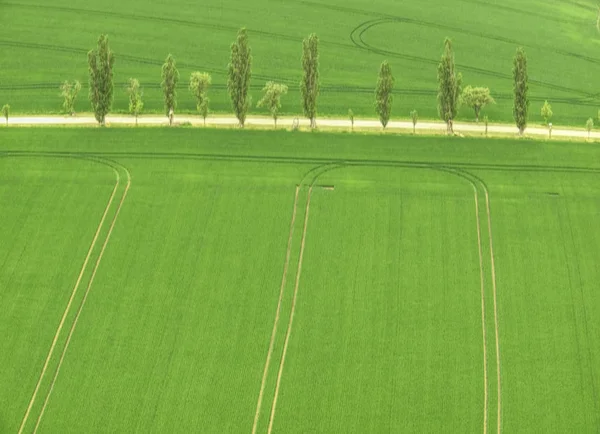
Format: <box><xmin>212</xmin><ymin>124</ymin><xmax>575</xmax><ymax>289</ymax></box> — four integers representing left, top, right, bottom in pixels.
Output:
<box><xmin>135</xmin><ymin>115</ymin><xmax>138</xmax><ymax>126</ymax></box>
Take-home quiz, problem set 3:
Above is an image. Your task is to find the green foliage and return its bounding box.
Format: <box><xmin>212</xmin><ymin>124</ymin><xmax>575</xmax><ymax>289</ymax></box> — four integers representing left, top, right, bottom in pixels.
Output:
<box><xmin>410</xmin><ymin>109</ymin><xmax>418</xmax><ymax>133</ymax></box>
<box><xmin>375</xmin><ymin>61</ymin><xmax>394</xmax><ymax>128</ymax></box>
<box><xmin>161</xmin><ymin>54</ymin><xmax>179</xmax><ymax>121</ymax></box>
<box><xmin>228</xmin><ymin>28</ymin><xmax>252</xmax><ymax>127</ymax></box>
<box><xmin>59</xmin><ymin>80</ymin><xmax>82</xmax><ymax>115</ymax></box>
<box><xmin>257</xmin><ymin>81</ymin><xmax>288</xmax><ymax>127</ymax></box>
<box><xmin>301</xmin><ymin>33</ymin><xmax>319</xmax><ymax>128</ymax></box>
<box><xmin>3</xmin><ymin>128</ymin><xmax>600</xmax><ymax>433</ymax></box>
<box><xmin>3</xmin><ymin>0</ymin><xmax>600</xmax><ymax>125</ymax></box>
<box><xmin>1</xmin><ymin>104</ymin><xmax>9</xmax><ymax>125</ymax></box>
<box><xmin>437</xmin><ymin>38</ymin><xmax>462</xmax><ymax>134</ymax></box>
<box><xmin>126</xmin><ymin>78</ymin><xmax>143</xmax><ymax>125</ymax></box>
<box><xmin>87</xmin><ymin>34</ymin><xmax>115</xmax><ymax>126</ymax></box>
<box><xmin>189</xmin><ymin>72</ymin><xmax>212</xmax><ymax>124</ymax></box>
<box><xmin>541</xmin><ymin>100</ymin><xmax>553</xmax><ymax>125</ymax></box>
<box><xmin>460</xmin><ymin>86</ymin><xmax>495</xmax><ymax>122</ymax></box>
<box><xmin>513</xmin><ymin>47</ymin><xmax>529</xmax><ymax>135</ymax></box>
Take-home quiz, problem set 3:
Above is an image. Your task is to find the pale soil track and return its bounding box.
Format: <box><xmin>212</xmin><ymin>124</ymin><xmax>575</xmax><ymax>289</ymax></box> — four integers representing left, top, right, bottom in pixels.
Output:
<box><xmin>32</xmin><ymin>170</ymin><xmax>131</xmax><ymax>433</ymax></box>
<box><xmin>472</xmin><ymin>187</ymin><xmax>490</xmax><ymax>434</ymax></box>
<box><xmin>15</xmin><ymin>157</ymin><xmax>123</xmax><ymax>434</ymax></box>
<box><xmin>252</xmin><ymin>186</ymin><xmax>300</xmax><ymax>434</ymax></box>
<box><xmin>484</xmin><ymin>189</ymin><xmax>502</xmax><ymax>434</ymax></box>
<box><xmin>5</xmin><ymin>115</ymin><xmax>600</xmax><ymax>141</ymax></box>
<box><xmin>266</xmin><ymin>185</ymin><xmax>314</xmax><ymax>434</ymax></box>
<box><xmin>258</xmin><ymin>163</ymin><xmax>502</xmax><ymax>434</ymax></box>
<box><xmin>448</xmin><ymin>167</ymin><xmax>502</xmax><ymax>434</ymax></box>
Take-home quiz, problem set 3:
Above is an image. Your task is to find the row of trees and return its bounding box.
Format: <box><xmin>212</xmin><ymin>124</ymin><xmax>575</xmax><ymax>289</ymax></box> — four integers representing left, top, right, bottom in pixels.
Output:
<box><xmin>0</xmin><ymin>31</ymin><xmax>589</xmax><ymax>135</ymax></box>
<box><xmin>78</xmin><ymin>30</ymin><xmax>320</xmax><ymax>128</ymax></box>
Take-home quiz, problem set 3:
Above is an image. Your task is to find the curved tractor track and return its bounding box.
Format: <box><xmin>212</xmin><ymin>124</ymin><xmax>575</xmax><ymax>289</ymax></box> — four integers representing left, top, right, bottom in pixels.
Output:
<box><xmin>0</xmin><ymin>152</ymin><xmax>131</xmax><ymax>434</ymax></box>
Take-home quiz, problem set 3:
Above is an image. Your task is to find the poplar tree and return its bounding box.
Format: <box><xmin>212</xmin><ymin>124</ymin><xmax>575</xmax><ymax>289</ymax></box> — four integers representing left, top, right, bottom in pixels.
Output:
<box><xmin>301</xmin><ymin>33</ymin><xmax>319</xmax><ymax>129</ymax></box>
<box><xmin>437</xmin><ymin>38</ymin><xmax>462</xmax><ymax>134</ymax></box>
<box><xmin>513</xmin><ymin>47</ymin><xmax>529</xmax><ymax>136</ymax></box>
<box><xmin>375</xmin><ymin>61</ymin><xmax>394</xmax><ymax>128</ymax></box>
<box><xmin>228</xmin><ymin>28</ymin><xmax>252</xmax><ymax>127</ymax></box>
<box><xmin>88</xmin><ymin>34</ymin><xmax>114</xmax><ymax>126</ymax></box>
<box><xmin>161</xmin><ymin>54</ymin><xmax>179</xmax><ymax>125</ymax></box>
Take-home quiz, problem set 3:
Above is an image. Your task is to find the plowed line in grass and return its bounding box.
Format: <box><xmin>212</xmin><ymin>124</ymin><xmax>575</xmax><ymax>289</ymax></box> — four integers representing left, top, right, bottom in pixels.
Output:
<box><xmin>252</xmin><ymin>186</ymin><xmax>300</xmax><ymax>434</ymax></box>
<box><xmin>17</xmin><ymin>165</ymin><xmax>121</xmax><ymax>434</ymax></box>
<box><xmin>266</xmin><ymin>185</ymin><xmax>314</xmax><ymax>434</ymax></box>
<box><xmin>483</xmin><ymin>189</ymin><xmax>502</xmax><ymax>434</ymax></box>
<box><xmin>473</xmin><ymin>187</ymin><xmax>489</xmax><ymax>434</ymax></box>
<box><xmin>33</xmin><ymin>173</ymin><xmax>131</xmax><ymax>433</ymax></box>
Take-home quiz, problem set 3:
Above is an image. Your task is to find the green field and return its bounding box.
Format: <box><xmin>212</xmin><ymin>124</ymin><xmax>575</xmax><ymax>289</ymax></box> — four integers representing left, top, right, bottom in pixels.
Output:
<box><xmin>2</xmin><ymin>0</ymin><xmax>600</xmax><ymax>125</ymax></box>
<box><xmin>1</xmin><ymin>128</ymin><xmax>599</xmax><ymax>432</ymax></box>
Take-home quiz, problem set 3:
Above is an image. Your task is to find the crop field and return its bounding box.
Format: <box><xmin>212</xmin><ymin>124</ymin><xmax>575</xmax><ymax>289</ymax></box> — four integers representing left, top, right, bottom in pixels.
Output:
<box><xmin>2</xmin><ymin>0</ymin><xmax>600</xmax><ymax>125</ymax></box>
<box><xmin>0</xmin><ymin>128</ymin><xmax>598</xmax><ymax>432</ymax></box>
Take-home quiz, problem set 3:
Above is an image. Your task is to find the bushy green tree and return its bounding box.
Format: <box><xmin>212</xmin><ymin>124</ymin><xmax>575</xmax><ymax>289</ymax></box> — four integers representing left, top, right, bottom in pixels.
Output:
<box><xmin>88</xmin><ymin>34</ymin><xmax>114</xmax><ymax>126</ymax></box>
<box><xmin>189</xmin><ymin>72</ymin><xmax>212</xmax><ymax>125</ymax></box>
<box><xmin>1</xmin><ymin>104</ymin><xmax>9</xmax><ymax>126</ymax></box>
<box><xmin>513</xmin><ymin>47</ymin><xmax>529</xmax><ymax>136</ymax></box>
<box><xmin>460</xmin><ymin>86</ymin><xmax>494</xmax><ymax>122</ymax></box>
<box><xmin>126</xmin><ymin>78</ymin><xmax>143</xmax><ymax>125</ymax></box>
<box><xmin>410</xmin><ymin>110</ymin><xmax>418</xmax><ymax>134</ymax></box>
<box><xmin>437</xmin><ymin>38</ymin><xmax>462</xmax><ymax>134</ymax></box>
<box><xmin>375</xmin><ymin>61</ymin><xmax>394</xmax><ymax>129</ymax></box>
<box><xmin>228</xmin><ymin>28</ymin><xmax>252</xmax><ymax>127</ymax></box>
<box><xmin>541</xmin><ymin>100</ymin><xmax>553</xmax><ymax>125</ymax></box>
<box><xmin>257</xmin><ymin>81</ymin><xmax>288</xmax><ymax>128</ymax></box>
<box><xmin>161</xmin><ymin>54</ymin><xmax>179</xmax><ymax>125</ymax></box>
<box><xmin>301</xmin><ymin>33</ymin><xmax>319</xmax><ymax>129</ymax></box>
<box><xmin>60</xmin><ymin>80</ymin><xmax>82</xmax><ymax>115</ymax></box>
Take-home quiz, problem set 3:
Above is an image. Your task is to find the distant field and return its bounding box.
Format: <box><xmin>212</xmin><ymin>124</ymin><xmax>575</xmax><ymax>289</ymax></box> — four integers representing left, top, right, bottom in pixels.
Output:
<box><xmin>1</xmin><ymin>0</ymin><xmax>600</xmax><ymax>125</ymax></box>
<box><xmin>1</xmin><ymin>128</ymin><xmax>599</xmax><ymax>432</ymax></box>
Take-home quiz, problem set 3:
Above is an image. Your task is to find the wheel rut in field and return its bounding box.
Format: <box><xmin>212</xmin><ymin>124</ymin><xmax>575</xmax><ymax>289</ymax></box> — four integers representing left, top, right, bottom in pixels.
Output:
<box><xmin>252</xmin><ymin>163</ymin><xmax>342</xmax><ymax>434</ymax></box>
<box><xmin>1</xmin><ymin>153</ymin><xmax>132</xmax><ymax>434</ymax></box>
<box><xmin>254</xmin><ymin>160</ymin><xmax>503</xmax><ymax>434</ymax></box>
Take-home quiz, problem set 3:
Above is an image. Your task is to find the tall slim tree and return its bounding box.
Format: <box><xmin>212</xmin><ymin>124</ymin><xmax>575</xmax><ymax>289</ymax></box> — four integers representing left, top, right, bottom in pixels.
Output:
<box><xmin>437</xmin><ymin>38</ymin><xmax>462</xmax><ymax>134</ymax></box>
<box><xmin>513</xmin><ymin>47</ymin><xmax>529</xmax><ymax>136</ymax></box>
<box><xmin>161</xmin><ymin>54</ymin><xmax>179</xmax><ymax>125</ymax></box>
<box><xmin>257</xmin><ymin>81</ymin><xmax>288</xmax><ymax>128</ymax></box>
<box><xmin>228</xmin><ymin>28</ymin><xmax>252</xmax><ymax>128</ymax></box>
<box><xmin>126</xmin><ymin>78</ymin><xmax>143</xmax><ymax>126</ymax></box>
<box><xmin>375</xmin><ymin>61</ymin><xmax>394</xmax><ymax>128</ymax></box>
<box><xmin>301</xmin><ymin>33</ymin><xmax>319</xmax><ymax>129</ymax></box>
<box><xmin>88</xmin><ymin>34</ymin><xmax>114</xmax><ymax>126</ymax></box>
<box><xmin>59</xmin><ymin>80</ymin><xmax>82</xmax><ymax>115</ymax></box>
<box><xmin>189</xmin><ymin>72</ymin><xmax>212</xmax><ymax>125</ymax></box>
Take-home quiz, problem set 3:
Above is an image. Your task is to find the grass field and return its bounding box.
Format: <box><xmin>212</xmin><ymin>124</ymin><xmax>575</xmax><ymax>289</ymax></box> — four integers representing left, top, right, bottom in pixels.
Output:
<box><xmin>2</xmin><ymin>0</ymin><xmax>600</xmax><ymax>125</ymax></box>
<box><xmin>1</xmin><ymin>128</ymin><xmax>599</xmax><ymax>432</ymax></box>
